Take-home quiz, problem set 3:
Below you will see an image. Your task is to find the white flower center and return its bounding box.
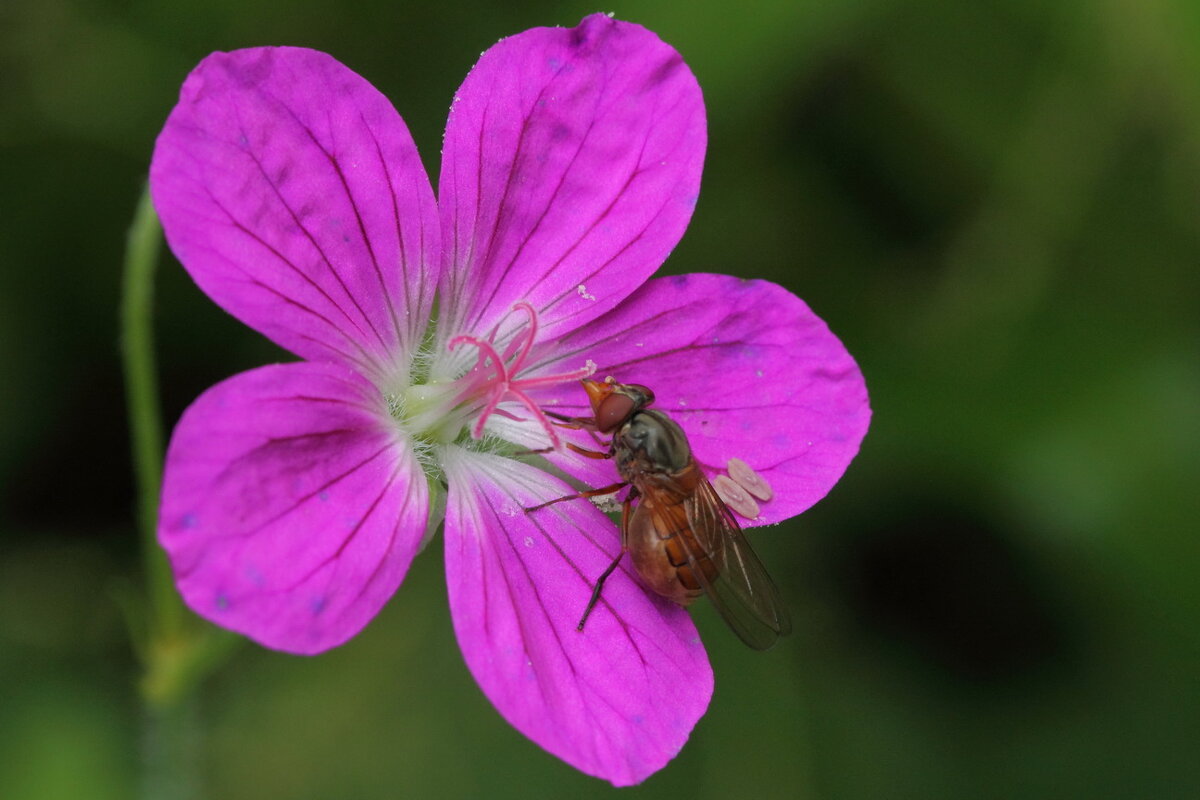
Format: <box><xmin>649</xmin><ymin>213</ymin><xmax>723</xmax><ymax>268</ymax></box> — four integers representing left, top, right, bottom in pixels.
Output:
<box><xmin>385</xmin><ymin>301</ymin><xmax>594</xmax><ymax>453</ymax></box>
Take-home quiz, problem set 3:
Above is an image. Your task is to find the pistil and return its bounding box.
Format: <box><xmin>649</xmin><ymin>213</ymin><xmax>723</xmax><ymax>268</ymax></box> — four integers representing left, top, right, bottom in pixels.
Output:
<box><xmin>446</xmin><ymin>302</ymin><xmax>595</xmax><ymax>448</ymax></box>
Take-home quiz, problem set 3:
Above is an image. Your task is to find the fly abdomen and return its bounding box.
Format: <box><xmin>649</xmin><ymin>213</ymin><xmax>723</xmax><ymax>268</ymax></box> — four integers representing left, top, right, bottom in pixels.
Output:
<box><xmin>628</xmin><ymin>485</ymin><xmax>717</xmax><ymax>605</ymax></box>
<box><xmin>668</xmin><ymin>527</ymin><xmax>719</xmax><ymax>591</ymax></box>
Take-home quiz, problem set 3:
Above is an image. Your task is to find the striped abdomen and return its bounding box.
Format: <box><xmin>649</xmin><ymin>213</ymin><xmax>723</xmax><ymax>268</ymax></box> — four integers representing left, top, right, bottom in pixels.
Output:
<box><xmin>625</xmin><ymin>464</ymin><xmax>720</xmax><ymax>606</ymax></box>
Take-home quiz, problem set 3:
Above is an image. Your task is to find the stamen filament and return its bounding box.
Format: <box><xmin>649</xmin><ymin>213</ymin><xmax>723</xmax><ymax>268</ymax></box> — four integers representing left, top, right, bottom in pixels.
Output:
<box><xmin>510</xmin><ymin>369</ymin><xmax>593</xmax><ymax>390</ymax></box>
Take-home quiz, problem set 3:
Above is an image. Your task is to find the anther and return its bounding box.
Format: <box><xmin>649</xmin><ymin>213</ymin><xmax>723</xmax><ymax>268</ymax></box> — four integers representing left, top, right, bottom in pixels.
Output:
<box><xmin>726</xmin><ymin>458</ymin><xmax>773</xmax><ymax>501</ymax></box>
<box><xmin>713</xmin><ymin>474</ymin><xmax>760</xmax><ymax>519</ymax></box>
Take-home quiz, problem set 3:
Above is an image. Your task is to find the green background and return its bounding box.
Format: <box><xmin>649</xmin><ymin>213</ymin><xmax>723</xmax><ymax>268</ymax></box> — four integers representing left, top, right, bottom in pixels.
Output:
<box><xmin>2</xmin><ymin>0</ymin><xmax>1198</xmax><ymax>797</ymax></box>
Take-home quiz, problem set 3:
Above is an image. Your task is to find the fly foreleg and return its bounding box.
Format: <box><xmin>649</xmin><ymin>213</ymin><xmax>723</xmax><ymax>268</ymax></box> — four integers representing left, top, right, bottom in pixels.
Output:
<box><xmin>545</xmin><ymin>411</ymin><xmax>611</xmax><ymax>448</ymax></box>
<box><xmin>544</xmin><ymin>410</ymin><xmax>595</xmax><ymax>429</ymax></box>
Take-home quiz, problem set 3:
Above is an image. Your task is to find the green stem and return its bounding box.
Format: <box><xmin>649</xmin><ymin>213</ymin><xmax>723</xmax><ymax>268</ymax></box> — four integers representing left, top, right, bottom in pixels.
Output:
<box><xmin>121</xmin><ymin>184</ymin><xmax>185</xmax><ymax>641</ymax></box>
<box><xmin>121</xmin><ymin>186</ymin><xmax>240</xmax><ymax>704</ymax></box>
<box><xmin>122</xmin><ymin>186</ymin><xmax>245</xmax><ymax>799</ymax></box>
<box><xmin>140</xmin><ymin>696</ymin><xmax>202</xmax><ymax>800</ymax></box>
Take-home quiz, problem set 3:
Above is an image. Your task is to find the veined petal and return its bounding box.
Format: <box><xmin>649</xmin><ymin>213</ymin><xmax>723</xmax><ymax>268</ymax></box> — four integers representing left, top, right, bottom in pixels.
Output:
<box><xmin>159</xmin><ymin>362</ymin><xmax>429</xmax><ymax>654</ymax></box>
<box><xmin>483</xmin><ymin>413</ymin><xmax>621</xmax><ymax>491</ymax></box>
<box><xmin>527</xmin><ymin>274</ymin><xmax>871</xmax><ymax>525</ymax></box>
<box><xmin>438</xmin><ymin>14</ymin><xmax>705</xmax><ymax>347</ymax></box>
<box><xmin>441</xmin><ymin>447</ymin><xmax>712</xmax><ymax>786</ymax></box>
<box><xmin>151</xmin><ymin>47</ymin><xmax>439</xmax><ymax>379</ymax></box>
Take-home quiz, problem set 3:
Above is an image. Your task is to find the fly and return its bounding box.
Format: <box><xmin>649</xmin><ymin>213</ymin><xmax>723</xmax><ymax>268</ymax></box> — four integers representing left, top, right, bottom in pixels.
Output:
<box><xmin>526</xmin><ymin>377</ymin><xmax>791</xmax><ymax>650</ymax></box>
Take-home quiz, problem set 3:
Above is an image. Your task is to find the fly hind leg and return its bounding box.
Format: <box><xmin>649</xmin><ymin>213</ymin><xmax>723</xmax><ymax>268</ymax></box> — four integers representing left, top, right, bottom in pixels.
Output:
<box><xmin>576</xmin><ymin>487</ymin><xmax>640</xmax><ymax>632</ymax></box>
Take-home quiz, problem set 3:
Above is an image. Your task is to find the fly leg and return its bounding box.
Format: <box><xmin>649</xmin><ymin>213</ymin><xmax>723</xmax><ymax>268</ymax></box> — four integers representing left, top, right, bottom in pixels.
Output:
<box><xmin>546</xmin><ymin>410</ymin><xmax>610</xmax><ymax>448</ymax></box>
<box><xmin>544</xmin><ymin>410</ymin><xmax>594</xmax><ymax>428</ymax></box>
<box><xmin>523</xmin><ymin>481</ymin><xmax>626</xmax><ymax>513</ymax></box>
<box><xmin>516</xmin><ymin>413</ymin><xmax>611</xmax><ymax>457</ymax></box>
<box><xmin>520</xmin><ymin>441</ymin><xmax>611</xmax><ymax>459</ymax></box>
<box><xmin>577</xmin><ymin>487</ymin><xmax>639</xmax><ymax>632</ymax></box>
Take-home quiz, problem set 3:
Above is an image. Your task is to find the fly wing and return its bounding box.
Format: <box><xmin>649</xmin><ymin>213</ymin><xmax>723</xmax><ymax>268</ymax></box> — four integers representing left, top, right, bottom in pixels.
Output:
<box><xmin>661</xmin><ymin>471</ymin><xmax>792</xmax><ymax>650</ymax></box>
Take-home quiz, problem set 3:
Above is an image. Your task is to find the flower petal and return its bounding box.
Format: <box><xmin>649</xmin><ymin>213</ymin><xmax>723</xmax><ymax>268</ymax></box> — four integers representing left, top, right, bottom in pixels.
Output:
<box><xmin>441</xmin><ymin>447</ymin><xmax>712</xmax><ymax>786</ymax></box>
<box><xmin>151</xmin><ymin>47</ymin><xmax>439</xmax><ymax>379</ymax></box>
<box><xmin>528</xmin><ymin>274</ymin><xmax>871</xmax><ymax>525</ymax></box>
<box><xmin>482</xmin><ymin>411</ymin><xmax>620</xmax><ymax>492</ymax></box>
<box><xmin>159</xmin><ymin>362</ymin><xmax>428</xmax><ymax>654</ymax></box>
<box><xmin>438</xmin><ymin>14</ymin><xmax>705</xmax><ymax>346</ymax></box>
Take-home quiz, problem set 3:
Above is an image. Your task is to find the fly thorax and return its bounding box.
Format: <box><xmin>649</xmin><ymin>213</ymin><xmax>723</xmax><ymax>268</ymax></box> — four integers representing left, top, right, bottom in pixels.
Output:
<box><xmin>619</xmin><ymin>410</ymin><xmax>692</xmax><ymax>474</ymax></box>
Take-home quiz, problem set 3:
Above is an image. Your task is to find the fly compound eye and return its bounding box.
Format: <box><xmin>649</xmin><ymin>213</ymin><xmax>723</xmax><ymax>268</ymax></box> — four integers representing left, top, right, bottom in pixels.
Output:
<box><xmin>628</xmin><ymin>384</ymin><xmax>655</xmax><ymax>406</ymax></box>
<box><xmin>595</xmin><ymin>392</ymin><xmax>636</xmax><ymax>433</ymax></box>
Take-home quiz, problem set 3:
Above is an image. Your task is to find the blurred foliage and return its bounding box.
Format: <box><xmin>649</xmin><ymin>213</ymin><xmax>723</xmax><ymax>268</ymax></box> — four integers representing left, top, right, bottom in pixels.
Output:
<box><xmin>2</xmin><ymin>0</ymin><xmax>1198</xmax><ymax>797</ymax></box>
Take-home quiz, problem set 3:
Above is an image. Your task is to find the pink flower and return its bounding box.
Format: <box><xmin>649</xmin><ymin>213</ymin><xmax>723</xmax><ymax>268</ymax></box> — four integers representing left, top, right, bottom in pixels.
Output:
<box><xmin>150</xmin><ymin>13</ymin><xmax>869</xmax><ymax>785</ymax></box>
